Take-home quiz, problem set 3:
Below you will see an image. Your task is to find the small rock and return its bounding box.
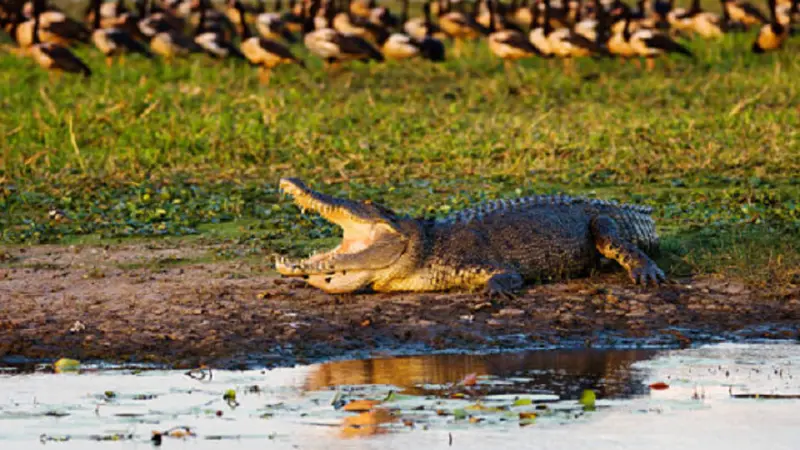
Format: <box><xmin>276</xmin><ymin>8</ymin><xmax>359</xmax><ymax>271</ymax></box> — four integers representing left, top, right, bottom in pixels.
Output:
<box><xmin>69</xmin><ymin>321</ymin><xmax>86</xmax><ymax>333</ymax></box>
<box><xmin>495</xmin><ymin>308</ymin><xmax>525</xmax><ymax>317</ymax></box>
<box><xmin>557</xmin><ymin>313</ymin><xmax>575</xmax><ymax>324</ymax></box>
<box><xmin>626</xmin><ymin>308</ymin><xmax>648</xmax><ymax>318</ymax></box>
<box><xmin>471</xmin><ymin>302</ymin><xmax>493</xmax><ymax>312</ymax></box>
<box><xmin>723</xmin><ymin>283</ymin><xmax>747</xmax><ymax>295</ymax></box>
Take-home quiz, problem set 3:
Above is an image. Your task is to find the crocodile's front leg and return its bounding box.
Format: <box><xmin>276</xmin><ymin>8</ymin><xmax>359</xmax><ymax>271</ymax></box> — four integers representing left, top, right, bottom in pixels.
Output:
<box><xmin>590</xmin><ymin>215</ymin><xmax>666</xmax><ymax>285</ymax></box>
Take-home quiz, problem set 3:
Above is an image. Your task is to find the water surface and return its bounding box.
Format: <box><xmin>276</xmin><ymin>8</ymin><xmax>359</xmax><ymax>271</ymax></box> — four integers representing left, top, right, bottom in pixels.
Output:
<box><xmin>1</xmin><ymin>344</ymin><xmax>798</xmax><ymax>449</ymax></box>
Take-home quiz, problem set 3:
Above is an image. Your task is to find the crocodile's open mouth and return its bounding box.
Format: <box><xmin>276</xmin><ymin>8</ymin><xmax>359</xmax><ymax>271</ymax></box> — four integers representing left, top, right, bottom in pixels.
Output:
<box><xmin>275</xmin><ymin>178</ymin><xmax>407</xmax><ymax>292</ymax></box>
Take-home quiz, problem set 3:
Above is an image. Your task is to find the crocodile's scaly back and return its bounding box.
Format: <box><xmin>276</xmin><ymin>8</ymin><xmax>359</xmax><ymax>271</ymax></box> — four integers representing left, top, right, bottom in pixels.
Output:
<box><xmin>435</xmin><ymin>195</ymin><xmax>659</xmax><ymax>254</ymax></box>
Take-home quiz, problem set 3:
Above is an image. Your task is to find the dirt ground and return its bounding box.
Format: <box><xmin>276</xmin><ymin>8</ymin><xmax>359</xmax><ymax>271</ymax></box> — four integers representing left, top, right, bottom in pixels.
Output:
<box><xmin>1</xmin><ymin>243</ymin><xmax>798</xmax><ymax>369</ymax></box>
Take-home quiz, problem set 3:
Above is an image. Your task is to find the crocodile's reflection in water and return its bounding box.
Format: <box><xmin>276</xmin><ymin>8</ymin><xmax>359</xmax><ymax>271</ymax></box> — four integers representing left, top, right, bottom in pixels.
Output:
<box><xmin>305</xmin><ymin>348</ymin><xmax>658</xmax><ymax>399</ymax></box>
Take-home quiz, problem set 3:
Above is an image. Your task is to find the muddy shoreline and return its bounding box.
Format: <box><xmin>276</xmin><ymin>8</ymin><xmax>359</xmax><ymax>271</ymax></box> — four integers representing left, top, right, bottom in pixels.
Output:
<box><xmin>1</xmin><ymin>243</ymin><xmax>799</xmax><ymax>369</ymax></box>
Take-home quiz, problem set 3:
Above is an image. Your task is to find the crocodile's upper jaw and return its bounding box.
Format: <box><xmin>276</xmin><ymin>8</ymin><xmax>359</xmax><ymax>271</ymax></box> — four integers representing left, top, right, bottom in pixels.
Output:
<box><xmin>275</xmin><ymin>178</ymin><xmax>409</xmax><ymax>293</ymax></box>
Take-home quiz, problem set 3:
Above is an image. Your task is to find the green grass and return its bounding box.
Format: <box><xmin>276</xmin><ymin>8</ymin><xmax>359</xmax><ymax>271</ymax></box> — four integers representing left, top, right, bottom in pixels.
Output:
<box><xmin>1</xmin><ymin>24</ymin><xmax>799</xmax><ymax>287</ymax></box>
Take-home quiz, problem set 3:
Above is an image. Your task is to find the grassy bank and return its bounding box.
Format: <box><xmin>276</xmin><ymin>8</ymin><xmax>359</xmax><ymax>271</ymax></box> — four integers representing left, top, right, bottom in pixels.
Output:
<box><xmin>1</xmin><ymin>28</ymin><xmax>799</xmax><ymax>287</ymax></box>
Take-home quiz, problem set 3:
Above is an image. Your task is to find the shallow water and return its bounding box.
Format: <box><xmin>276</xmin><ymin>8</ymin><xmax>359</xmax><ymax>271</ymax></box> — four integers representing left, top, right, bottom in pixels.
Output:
<box><xmin>1</xmin><ymin>343</ymin><xmax>799</xmax><ymax>449</ymax></box>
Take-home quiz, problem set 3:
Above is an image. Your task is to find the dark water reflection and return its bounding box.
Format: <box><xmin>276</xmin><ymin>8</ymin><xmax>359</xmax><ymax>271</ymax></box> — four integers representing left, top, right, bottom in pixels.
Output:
<box><xmin>306</xmin><ymin>348</ymin><xmax>658</xmax><ymax>400</ymax></box>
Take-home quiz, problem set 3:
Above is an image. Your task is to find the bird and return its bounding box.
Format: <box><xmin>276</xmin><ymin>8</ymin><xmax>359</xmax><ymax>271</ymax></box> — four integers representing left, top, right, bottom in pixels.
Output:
<box><xmin>138</xmin><ymin>0</ymin><xmax>201</xmax><ymax>60</ymax></box>
<box><xmin>690</xmin><ymin>9</ymin><xmax>725</xmax><ymax>38</ymax></box>
<box><xmin>138</xmin><ymin>0</ymin><xmax>187</xmax><ymax>37</ymax></box>
<box><xmin>541</xmin><ymin>0</ymin><xmax>607</xmax><ymax>72</ymax></box>
<box><xmin>237</xmin><ymin>0</ymin><xmax>304</xmax><ymax>84</ymax></box>
<box><xmin>89</xmin><ymin>0</ymin><xmax>152</xmax><ymax>67</ymax></box>
<box><xmin>282</xmin><ymin>0</ymin><xmax>306</xmax><ymax>33</ymax></box>
<box><xmin>485</xmin><ymin>0</ymin><xmax>539</xmax><ymax>84</ymax></box>
<box><xmin>11</xmin><ymin>0</ymin><xmax>90</xmax><ymax>47</ymax></box>
<box><xmin>529</xmin><ymin>0</ymin><xmax>555</xmax><ymax>57</ymax></box>
<box><xmin>574</xmin><ymin>10</ymin><xmax>602</xmax><ymax>42</ymax></box>
<box><xmin>416</xmin><ymin>0</ymin><xmax>446</xmax><ymax>61</ymax></box>
<box><xmin>379</xmin><ymin>32</ymin><xmax>421</xmax><ymax>61</ymax></box>
<box><xmin>27</xmin><ymin>0</ymin><xmax>91</xmax><ymax>77</ymax></box>
<box><xmin>349</xmin><ymin>0</ymin><xmax>373</xmax><ymax>18</ymax></box>
<box><xmin>194</xmin><ymin>0</ymin><xmax>245</xmax><ymax>59</ymax></box>
<box><xmin>85</xmin><ymin>0</ymin><xmax>129</xmax><ymax>29</ymax></box>
<box><xmin>751</xmin><ymin>0</ymin><xmax>789</xmax><ymax>52</ymax></box>
<box><xmin>225</xmin><ymin>0</ymin><xmax>256</xmax><ymax>30</ymax></box>
<box><xmin>256</xmin><ymin>0</ymin><xmax>297</xmax><ymax>43</ymax></box>
<box><xmin>607</xmin><ymin>9</ymin><xmax>639</xmax><ymax>63</ymax></box>
<box><xmin>332</xmin><ymin>0</ymin><xmax>390</xmax><ymax>45</ymax></box>
<box><xmin>368</xmin><ymin>2</ymin><xmax>399</xmax><ymax>28</ymax></box>
<box><xmin>628</xmin><ymin>17</ymin><xmax>693</xmax><ymax>70</ymax></box>
<box><xmin>666</xmin><ymin>0</ymin><xmax>699</xmax><ymax>34</ymax></box>
<box><xmin>506</xmin><ymin>0</ymin><xmax>535</xmax><ymax>29</ymax></box>
<box><xmin>403</xmin><ymin>0</ymin><xmax>446</xmax><ymax>40</ymax></box>
<box><xmin>437</xmin><ymin>0</ymin><xmax>490</xmax><ymax>56</ymax></box>
<box><xmin>722</xmin><ymin>0</ymin><xmax>769</xmax><ymax>29</ymax></box>
<box><xmin>663</xmin><ymin>0</ymin><xmax>726</xmax><ymax>38</ymax></box>
<box><xmin>303</xmin><ymin>0</ymin><xmax>384</xmax><ymax>69</ymax></box>
<box><xmin>381</xmin><ymin>0</ymin><xmax>445</xmax><ymax>62</ymax></box>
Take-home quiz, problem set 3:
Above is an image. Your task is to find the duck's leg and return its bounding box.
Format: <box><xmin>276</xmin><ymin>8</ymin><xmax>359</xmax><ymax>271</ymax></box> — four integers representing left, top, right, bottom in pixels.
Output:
<box><xmin>258</xmin><ymin>66</ymin><xmax>271</xmax><ymax>85</ymax></box>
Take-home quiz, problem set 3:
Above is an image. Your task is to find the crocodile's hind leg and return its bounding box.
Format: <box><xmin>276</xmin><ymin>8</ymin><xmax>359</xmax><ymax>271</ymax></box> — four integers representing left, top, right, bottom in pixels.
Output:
<box><xmin>591</xmin><ymin>216</ymin><xmax>665</xmax><ymax>285</ymax></box>
<box><xmin>484</xmin><ymin>271</ymin><xmax>524</xmax><ymax>299</ymax></box>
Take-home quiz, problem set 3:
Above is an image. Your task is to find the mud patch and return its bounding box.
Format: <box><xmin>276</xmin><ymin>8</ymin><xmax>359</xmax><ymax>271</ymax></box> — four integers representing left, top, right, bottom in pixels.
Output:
<box><xmin>1</xmin><ymin>244</ymin><xmax>799</xmax><ymax>368</ymax></box>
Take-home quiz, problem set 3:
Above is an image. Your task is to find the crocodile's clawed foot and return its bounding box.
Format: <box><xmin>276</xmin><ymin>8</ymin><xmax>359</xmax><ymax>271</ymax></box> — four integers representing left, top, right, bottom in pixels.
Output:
<box><xmin>483</xmin><ymin>272</ymin><xmax>523</xmax><ymax>300</ymax></box>
<box><xmin>483</xmin><ymin>284</ymin><xmax>518</xmax><ymax>300</ymax></box>
<box><xmin>629</xmin><ymin>263</ymin><xmax>666</xmax><ymax>286</ymax></box>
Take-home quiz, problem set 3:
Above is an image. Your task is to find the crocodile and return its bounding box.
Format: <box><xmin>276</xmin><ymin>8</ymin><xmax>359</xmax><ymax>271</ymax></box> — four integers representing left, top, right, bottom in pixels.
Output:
<box><xmin>275</xmin><ymin>178</ymin><xmax>665</xmax><ymax>295</ymax></box>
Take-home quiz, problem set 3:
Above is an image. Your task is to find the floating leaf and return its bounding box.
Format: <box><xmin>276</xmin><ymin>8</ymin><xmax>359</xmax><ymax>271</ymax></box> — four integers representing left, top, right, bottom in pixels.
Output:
<box><xmin>465</xmin><ymin>403</ymin><xmax>503</xmax><ymax>413</ymax></box>
<box><xmin>343</xmin><ymin>399</ymin><xmax>381</xmax><ymax>412</ymax></box>
<box><xmin>461</xmin><ymin>373</ymin><xmax>478</xmax><ymax>386</ymax></box>
<box><xmin>519</xmin><ymin>411</ymin><xmax>537</xmax><ymax>426</ymax></box>
<box><xmin>53</xmin><ymin>358</ymin><xmax>80</xmax><ymax>373</ymax></box>
<box><xmin>649</xmin><ymin>382</ymin><xmax>670</xmax><ymax>390</ymax></box>
<box><xmin>223</xmin><ymin>389</ymin><xmax>239</xmax><ymax>407</ymax></box>
<box><xmin>579</xmin><ymin>390</ymin><xmax>596</xmax><ymax>410</ymax></box>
